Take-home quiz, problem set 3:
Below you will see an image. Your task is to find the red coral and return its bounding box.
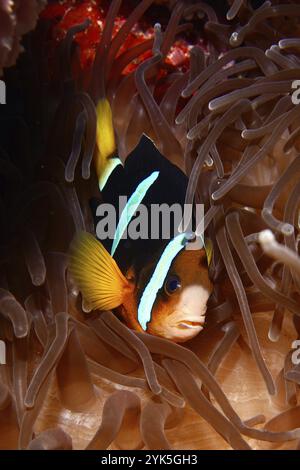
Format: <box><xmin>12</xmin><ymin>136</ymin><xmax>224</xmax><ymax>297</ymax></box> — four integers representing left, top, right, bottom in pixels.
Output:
<box><xmin>40</xmin><ymin>0</ymin><xmax>200</xmax><ymax>73</ymax></box>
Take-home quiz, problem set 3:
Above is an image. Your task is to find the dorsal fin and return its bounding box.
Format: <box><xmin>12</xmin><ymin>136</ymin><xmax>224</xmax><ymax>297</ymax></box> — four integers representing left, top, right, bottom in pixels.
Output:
<box><xmin>94</xmin><ymin>99</ymin><xmax>122</xmax><ymax>191</ymax></box>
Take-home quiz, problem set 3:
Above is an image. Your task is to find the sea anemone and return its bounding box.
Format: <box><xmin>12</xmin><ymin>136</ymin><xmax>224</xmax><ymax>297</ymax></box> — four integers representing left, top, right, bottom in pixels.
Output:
<box><xmin>0</xmin><ymin>0</ymin><xmax>46</xmax><ymax>75</ymax></box>
<box><xmin>1</xmin><ymin>0</ymin><xmax>300</xmax><ymax>451</ymax></box>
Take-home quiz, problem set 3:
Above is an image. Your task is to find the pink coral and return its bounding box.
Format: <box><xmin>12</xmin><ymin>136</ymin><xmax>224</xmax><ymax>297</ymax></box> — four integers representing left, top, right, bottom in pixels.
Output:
<box><xmin>0</xmin><ymin>0</ymin><xmax>46</xmax><ymax>75</ymax></box>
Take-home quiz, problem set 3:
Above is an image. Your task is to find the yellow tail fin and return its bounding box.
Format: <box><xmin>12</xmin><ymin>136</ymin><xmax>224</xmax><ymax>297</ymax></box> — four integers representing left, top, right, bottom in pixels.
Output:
<box><xmin>95</xmin><ymin>99</ymin><xmax>121</xmax><ymax>190</ymax></box>
<box><xmin>69</xmin><ymin>232</ymin><xmax>130</xmax><ymax>311</ymax></box>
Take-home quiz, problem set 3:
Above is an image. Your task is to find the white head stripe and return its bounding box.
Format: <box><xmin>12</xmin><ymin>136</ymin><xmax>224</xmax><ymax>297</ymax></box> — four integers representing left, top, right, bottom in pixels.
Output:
<box><xmin>137</xmin><ymin>233</ymin><xmax>188</xmax><ymax>330</ymax></box>
<box><xmin>111</xmin><ymin>171</ymin><xmax>160</xmax><ymax>257</ymax></box>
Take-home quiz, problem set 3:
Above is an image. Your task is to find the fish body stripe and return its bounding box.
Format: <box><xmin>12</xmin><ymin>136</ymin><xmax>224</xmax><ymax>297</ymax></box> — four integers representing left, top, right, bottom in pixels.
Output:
<box><xmin>138</xmin><ymin>232</ymin><xmax>188</xmax><ymax>330</ymax></box>
<box><xmin>110</xmin><ymin>171</ymin><xmax>160</xmax><ymax>257</ymax></box>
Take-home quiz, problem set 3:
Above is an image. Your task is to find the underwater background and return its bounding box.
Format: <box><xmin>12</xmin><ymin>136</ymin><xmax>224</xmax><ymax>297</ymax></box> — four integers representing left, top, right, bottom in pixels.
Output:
<box><xmin>1</xmin><ymin>0</ymin><xmax>300</xmax><ymax>450</ymax></box>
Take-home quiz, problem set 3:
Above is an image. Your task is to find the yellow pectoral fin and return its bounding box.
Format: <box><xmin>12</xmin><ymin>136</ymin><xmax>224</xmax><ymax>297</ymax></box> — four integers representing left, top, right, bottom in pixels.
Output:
<box><xmin>69</xmin><ymin>232</ymin><xmax>130</xmax><ymax>311</ymax></box>
<box><xmin>205</xmin><ymin>238</ymin><xmax>213</xmax><ymax>266</ymax></box>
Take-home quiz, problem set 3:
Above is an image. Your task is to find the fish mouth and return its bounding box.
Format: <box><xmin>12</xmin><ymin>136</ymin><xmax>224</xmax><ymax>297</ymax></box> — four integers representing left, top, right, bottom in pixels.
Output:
<box><xmin>176</xmin><ymin>318</ymin><xmax>205</xmax><ymax>330</ymax></box>
<box><xmin>168</xmin><ymin>309</ymin><xmax>206</xmax><ymax>331</ymax></box>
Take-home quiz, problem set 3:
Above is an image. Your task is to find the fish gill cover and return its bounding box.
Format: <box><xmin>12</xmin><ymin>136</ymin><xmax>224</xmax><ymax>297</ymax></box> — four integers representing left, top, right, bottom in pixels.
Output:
<box><xmin>0</xmin><ymin>0</ymin><xmax>300</xmax><ymax>451</ymax></box>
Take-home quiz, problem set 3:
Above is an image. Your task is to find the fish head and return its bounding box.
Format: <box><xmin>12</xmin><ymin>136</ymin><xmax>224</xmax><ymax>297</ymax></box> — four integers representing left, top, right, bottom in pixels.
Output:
<box><xmin>70</xmin><ymin>232</ymin><xmax>212</xmax><ymax>343</ymax></box>
<box><xmin>128</xmin><ymin>248</ymin><xmax>212</xmax><ymax>342</ymax></box>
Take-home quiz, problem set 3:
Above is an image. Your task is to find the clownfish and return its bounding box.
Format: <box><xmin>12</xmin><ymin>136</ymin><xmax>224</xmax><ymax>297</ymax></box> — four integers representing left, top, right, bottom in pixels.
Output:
<box><xmin>69</xmin><ymin>99</ymin><xmax>213</xmax><ymax>343</ymax></box>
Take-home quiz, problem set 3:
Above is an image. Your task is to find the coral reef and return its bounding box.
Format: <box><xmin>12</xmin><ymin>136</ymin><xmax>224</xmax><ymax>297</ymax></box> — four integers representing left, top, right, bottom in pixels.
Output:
<box><xmin>1</xmin><ymin>0</ymin><xmax>300</xmax><ymax>450</ymax></box>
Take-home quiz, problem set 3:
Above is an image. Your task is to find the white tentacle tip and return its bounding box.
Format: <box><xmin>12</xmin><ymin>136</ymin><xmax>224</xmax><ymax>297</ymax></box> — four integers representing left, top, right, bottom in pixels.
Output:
<box><xmin>258</xmin><ymin>229</ymin><xmax>275</xmax><ymax>247</ymax></box>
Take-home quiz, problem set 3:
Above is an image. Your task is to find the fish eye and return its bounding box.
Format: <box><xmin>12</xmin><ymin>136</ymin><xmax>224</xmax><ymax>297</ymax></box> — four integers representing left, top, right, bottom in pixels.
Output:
<box><xmin>164</xmin><ymin>275</ymin><xmax>181</xmax><ymax>295</ymax></box>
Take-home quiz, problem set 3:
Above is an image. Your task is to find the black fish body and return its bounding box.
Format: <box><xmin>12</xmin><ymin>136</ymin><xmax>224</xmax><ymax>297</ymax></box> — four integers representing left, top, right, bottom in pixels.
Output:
<box><xmin>91</xmin><ymin>134</ymin><xmax>189</xmax><ymax>276</ymax></box>
<box><xmin>70</xmin><ymin>100</ymin><xmax>212</xmax><ymax>343</ymax></box>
